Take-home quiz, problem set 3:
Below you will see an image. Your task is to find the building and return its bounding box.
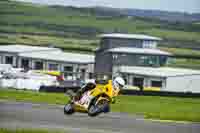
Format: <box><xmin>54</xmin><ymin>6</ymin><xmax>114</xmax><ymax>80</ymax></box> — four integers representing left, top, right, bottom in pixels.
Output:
<box><xmin>0</xmin><ymin>45</ymin><xmax>94</xmax><ymax>80</ymax></box>
<box><xmin>94</xmin><ymin>33</ymin><xmax>200</xmax><ymax>93</ymax></box>
<box><xmin>1</xmin><ymin>35</ymin><xmax>200</xmax><ymax>93</ymax></box>
<box><xmin>119</xmin><ymin>66</ymin><xmax>200</xmax><ymax>93</ymax></box>
<box><xmin>0</xmin><ymin>45</ymin><xmax>61</xmax><ymax>67</ymax></box>
<box><xmin>95</xmin><ymin>33</ymin><xmax>171</xmax><ymax>76</ymax></box>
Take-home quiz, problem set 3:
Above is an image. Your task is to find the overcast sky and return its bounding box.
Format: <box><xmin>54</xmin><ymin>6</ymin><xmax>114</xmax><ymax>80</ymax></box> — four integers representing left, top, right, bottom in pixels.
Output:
<box><xmin>16</xmin><ymin>0</ymin><xmax>200</xmax><ymax>13</ymax></box>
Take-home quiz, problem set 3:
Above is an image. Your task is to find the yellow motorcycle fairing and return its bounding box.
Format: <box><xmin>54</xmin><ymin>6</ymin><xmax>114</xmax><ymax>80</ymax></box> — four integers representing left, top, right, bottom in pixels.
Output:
<box><xmin>73</xmin><ymin>80</ymin><xmax>117</xmax><ymax>113</ymax></box>
<box><xmin>73</xmin><ymin>103</ymin><xmax>88</xmax><ymax>113</ymax></box>
<box><xmin>73</xmin><ymin>96</ymin><xmax>109</xmax><ymax>113</ymax></box>
<box><xmin>95</xmin><ymin>96</ymin><xmax>109</xmax><ymax>106</ymax></box>
<box><xmin>91</xmin><ymin>80</ymin><xmax>119</xmax><ymax>98</ymax></box>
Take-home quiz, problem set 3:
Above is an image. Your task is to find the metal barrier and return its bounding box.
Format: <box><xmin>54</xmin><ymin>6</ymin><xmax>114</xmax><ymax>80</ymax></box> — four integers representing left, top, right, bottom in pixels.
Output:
<box><xmin>39</xmin><ymin>85</ymin><xmax>200</xmax><ymax>98</ymax></box>
<box><xmin>121</xmin><ymin>90</ymin><xmax>200</xmax><ymax>98</ymax></box>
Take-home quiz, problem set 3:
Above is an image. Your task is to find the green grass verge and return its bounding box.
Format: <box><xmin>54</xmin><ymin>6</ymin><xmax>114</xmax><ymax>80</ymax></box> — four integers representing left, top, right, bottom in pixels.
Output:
<box><xmin>0</xmin><ymin>89</ymin><xmax>200</xmax><ymax>122</ymax></box>
<box><xmin>0</xmin><ymin>88</ymin><xmax>69</xmax><ymax>105</ymax></box>
<box><xmin>158</xmin><ymin>47</ymin><xmax>200</xmax><ymax>70</ymax></box>
<box><xmin>160</xmin><ymin>47</ymin><xmax>200</xmax><ymax>57</ymax></box>
<box><xmin>0</xmin><ymin>33</ymin><xmax>98</xmax><ymax>52</ymax></box>
<box><xmin>112</xmin><ymin>95</ymin><xmax>200</xmax><ymax>122</ymax></box>
<box><xmin>1</xmin><ymin>0</ymin><xmax>200</xmax><ymax>43</ymax></box>
<box><xmin>167</xmin><ymin>58</ymin><xmax>200</xmax><ymax>70</ymax></box>
<box><xmin>0</xmin><ymin>128</ymin><xmax>65</xmax><ymax>133</ymax></box>
<box><xmin>1</xmin><ymin>0</ymin><xmax>200</xmax><ymax>57</ymax></box>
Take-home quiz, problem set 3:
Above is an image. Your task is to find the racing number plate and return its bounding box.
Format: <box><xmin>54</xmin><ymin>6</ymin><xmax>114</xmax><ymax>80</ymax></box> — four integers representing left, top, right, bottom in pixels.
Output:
<box><xmin>79</xmin><ymin>92</ymin><xmax>91</xmax><ymax>108</ymax></box>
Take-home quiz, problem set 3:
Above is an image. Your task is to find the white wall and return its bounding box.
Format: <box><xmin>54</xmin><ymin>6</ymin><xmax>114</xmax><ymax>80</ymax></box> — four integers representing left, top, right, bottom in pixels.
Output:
<box><xmin>88</xmin><ymin>64</ymin><xmax>94</xmax><ymax>73</ymax></box>
<box><xmin>60</xmin><ymin>63</ymin><xmax>93</xmax><ymax>80</ymax></box>
<box><xmin>125</xmin><ymin>74</ymin><xmax>166</xmax><ymax>89</ymax></box>
<box><xmin>165</xmin><ymin>75</ymin><xmax>200</xmax><ymax>93</ymax></box>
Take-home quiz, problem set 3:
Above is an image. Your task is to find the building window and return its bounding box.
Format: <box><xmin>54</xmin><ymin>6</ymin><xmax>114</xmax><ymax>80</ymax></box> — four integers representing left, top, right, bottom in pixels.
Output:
<box><xmin>81</xmin><ymin>69</ymin><xmax>86</xmax><ymax>80</ymax></box>
<box><xmin>34</xmin><ymin>61</ymin><xmax>43</xmax><ymax>70</ymax></box>
<box><xmin>89</xmin><ymin>72</ymin><xmax>94</xmax><ymax>79</ymax></box>
<box><xmin>5</xmin><ymin>56</ymin><xmax>13</xmax><ymax>65</ymax></box>
<box><xmin>143</xmin><ymin>40</ymin><xmax>156</xmax><ymax>49</ymax></box>
<box><xmin>64</xmin><ymin>66</ymin><xmax>73</xmax><ymax>72</ymax></box>
<box><xmin>63</xmin><ymin>66</ymin><xmax>73</xmax><ymax>80</ymax></box>
<box><xmin>137</xmin><ymin>55</ymin><xmax>159</xmax><ymax>67</ymax></box>
<box><xmin>151</xmin><ymin>80</ymin><xmax>162</xmax><ymax>88</ymax></box>
<box><xmin>132</xmin><ymin>77</ymin><xmax>144</xmax><ymax>90</ymax></box>
<box><xmin>48</xmin><ymin>63</ymin><xmax>59</xmax><ymax>71</ymax></box>
<box><xmin>21</xmin><ymin>58</ymin><xmax>29</xmax><ymax>70</ymax></box>
<box><xmin>138</xmin><ymin>56</ymin><xmax>148</xmax><ymax>66</ymax></box>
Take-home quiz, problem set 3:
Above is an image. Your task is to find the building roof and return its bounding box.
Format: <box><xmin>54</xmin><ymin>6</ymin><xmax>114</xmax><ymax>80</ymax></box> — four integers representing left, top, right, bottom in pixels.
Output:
<box><xmin>100</xmin><ymin>33</ymin><xmax>162</xmax><ymax>41</ymax></box>
<box><xmin>108</xmin><ymin>47</ymin><xmax>172</xmax><ymax>56</ymax></box>
<box><xmin>119</xmin><ymin>66</ymin><xmax>200</xmax><ymax>77</ymax></box>
<box><xmin>19</xmin><ymin>52</ymin><xmax>95</xmax><ymax>64</ymax></box>
<box><xmin>0</xmin><ymin>45</ymin><xmax>61</xmax><ymax>53</ymax></box>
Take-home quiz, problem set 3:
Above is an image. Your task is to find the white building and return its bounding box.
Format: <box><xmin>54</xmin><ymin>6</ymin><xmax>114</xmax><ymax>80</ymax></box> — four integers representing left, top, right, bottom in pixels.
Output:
<box><xmin>0</xmin><ymin>45</ymin><xmax>94</xmax><ymax>80</ymax></box>
<box><xmin>0</xmin><ymin>45</ymin><xmax>61</xmax><ymax>67</ymax></box>
<box><xmin>119</xmin><ymin>66</ymin><xmax>200</xmax><ymax>93</ymax></box>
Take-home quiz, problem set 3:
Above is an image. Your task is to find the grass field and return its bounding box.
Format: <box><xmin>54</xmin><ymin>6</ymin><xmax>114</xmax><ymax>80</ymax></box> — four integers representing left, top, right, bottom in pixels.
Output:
<box><xmin>0</xmin><ymin>128</ymin><xmax>64</xmax><ymax>133</ymax></box>
<box><xmin>167</xmin><ymin>58</ymin><xmax>200</xmax><ymax>70</ymax></box>
<box><xmin>0</xmin><ymin>33</ymin><xmax>98</xmax><ymax>52</ymax></box>
<box><xmin>160</xmin><ymin>47</ymin><xmax>200</xmax><ymax>57</ymax></box>
<box><xmin>0</xmin><ymin>1</ymin><xmax>200</xmax><ymax>70</ymax></box>
<box><xmin>160</xmin><ymin>47</ymin><xmax>200</xmax><ymax>70</ymax></box>
<box><xmin>1</xmin><ymin>1</ymin><xmax>200</xmax><ymax>42</ymax></box>
<box><xmin>0</xmin><ymin>89</ymin><xmax>200</xmax><ymax>122</ymax></box>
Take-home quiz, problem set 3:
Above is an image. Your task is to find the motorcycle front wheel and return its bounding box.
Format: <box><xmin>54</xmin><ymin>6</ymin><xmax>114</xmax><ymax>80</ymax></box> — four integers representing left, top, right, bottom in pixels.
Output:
<box><xmin>88</xmin><ymin>99</ymin><xmax>110</xmax><ymax>117</ymax></box>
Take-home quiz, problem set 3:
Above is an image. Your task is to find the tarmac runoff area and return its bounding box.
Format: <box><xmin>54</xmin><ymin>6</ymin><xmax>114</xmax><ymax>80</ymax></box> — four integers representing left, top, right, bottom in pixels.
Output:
<box><xmin>0</xmin><ymin>100</ymin><xmax>200</xmax><ymax>133</ymax></box>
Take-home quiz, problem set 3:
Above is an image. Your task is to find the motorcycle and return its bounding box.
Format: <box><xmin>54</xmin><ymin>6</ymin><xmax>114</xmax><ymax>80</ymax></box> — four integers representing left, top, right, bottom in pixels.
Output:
<box><xmin>64</xmin><ymin>80</ymin><xmax>119</xmax><ymax>117</ymax></box>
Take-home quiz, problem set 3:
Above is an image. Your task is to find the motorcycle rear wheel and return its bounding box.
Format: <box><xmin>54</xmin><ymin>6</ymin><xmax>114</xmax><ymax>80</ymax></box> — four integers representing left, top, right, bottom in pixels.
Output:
<box><xmin>64</xmin><ymin>103</ymin><xmax>74</xmax><ymax>115</ymax></box>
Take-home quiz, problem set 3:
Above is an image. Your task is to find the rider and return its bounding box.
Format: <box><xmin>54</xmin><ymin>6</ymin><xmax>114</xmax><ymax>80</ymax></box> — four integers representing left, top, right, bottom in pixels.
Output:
<box><xmin>111</xmin><ymin>76</ymin><xmax>125</xmax><ymax>102</ymax></box>
<box><xmin>72</xmin><ymin>76</ymin><xmax>125</xmax><ymax>102</ymax></box>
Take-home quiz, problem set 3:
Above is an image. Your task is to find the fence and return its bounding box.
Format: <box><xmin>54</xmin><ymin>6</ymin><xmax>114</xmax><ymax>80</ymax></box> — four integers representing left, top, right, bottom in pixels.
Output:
<box><xmin>39</xmin><ymin>85</ymin><xmax>200</xmax><ymax>98</ymax></box>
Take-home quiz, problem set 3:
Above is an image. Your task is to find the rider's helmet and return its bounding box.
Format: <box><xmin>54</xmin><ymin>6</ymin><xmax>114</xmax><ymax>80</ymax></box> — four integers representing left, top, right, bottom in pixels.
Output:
<box><xmin>112</xmin><ymin>76</ymin><xmax>125</xmax><ymax>90</ymax></box>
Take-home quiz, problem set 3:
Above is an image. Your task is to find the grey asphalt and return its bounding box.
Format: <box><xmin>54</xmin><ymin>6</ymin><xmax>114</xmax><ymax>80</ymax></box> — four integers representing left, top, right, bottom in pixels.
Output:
<box><xmin>0</xmin><ymin>101</ymin><xmax>200</xmax><ymax>133</ymax></box>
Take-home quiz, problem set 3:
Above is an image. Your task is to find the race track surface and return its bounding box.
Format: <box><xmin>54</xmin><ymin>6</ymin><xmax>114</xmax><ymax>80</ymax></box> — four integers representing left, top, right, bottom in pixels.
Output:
<box><xmin>0</xmin><ymin>100</ymin><xmax>199</xmax><ymax>133</ymax></box>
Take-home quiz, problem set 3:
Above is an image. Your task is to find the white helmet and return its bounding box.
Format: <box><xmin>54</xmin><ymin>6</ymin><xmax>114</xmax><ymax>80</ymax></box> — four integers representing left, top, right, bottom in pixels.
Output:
<box><xmin>113</xmin><ymin>76</ymin><xmax>125</xmax><ymax>90</ymax></box>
